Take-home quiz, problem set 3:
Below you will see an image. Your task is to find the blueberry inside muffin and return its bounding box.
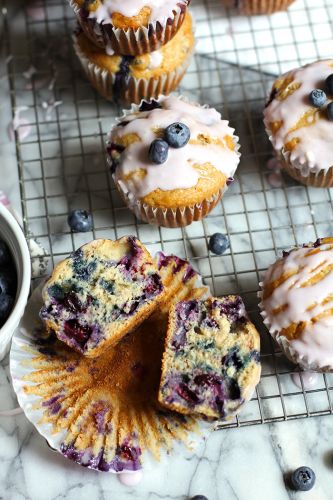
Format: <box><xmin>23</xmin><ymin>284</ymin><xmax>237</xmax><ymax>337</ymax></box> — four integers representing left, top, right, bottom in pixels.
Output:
<box><xmin>159</xmin><ymin>296</ymin><xmax>261</xmax><ymax>420</ymax></box>
<box><xmin>40</xmin><ymin>237</ymin><xmax>164</xmax><ymax>357</ymax></box>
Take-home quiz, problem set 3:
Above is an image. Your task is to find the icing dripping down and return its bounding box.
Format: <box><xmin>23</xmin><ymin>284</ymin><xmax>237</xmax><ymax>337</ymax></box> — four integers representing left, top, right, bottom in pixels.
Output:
<box><xmin>111</xmin><ymin>95</ymin><xmax>240</xmax><ymax>198</ymax></box>
<box><xmin>291</xmin><ymin>370</ymin><xmax>321</xmax><ymax>390</ymax></box>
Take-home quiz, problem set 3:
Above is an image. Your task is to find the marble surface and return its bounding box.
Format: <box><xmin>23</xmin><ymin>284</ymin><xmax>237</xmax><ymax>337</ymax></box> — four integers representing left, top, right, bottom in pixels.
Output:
<box><xmin>1</xmin><ymin>0</ymin><xmax>333</xmax><ymax>499</ymax></box>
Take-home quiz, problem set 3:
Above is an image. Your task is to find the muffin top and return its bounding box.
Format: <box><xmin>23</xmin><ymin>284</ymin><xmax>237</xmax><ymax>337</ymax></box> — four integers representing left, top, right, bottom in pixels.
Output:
<box><xmin>75</xmin><ymin>13</ymin><xmax>194</xmax><ymax>80</ymax></box>
<box><xmin>259</xmin><ymin>237</ymin><xmax>333</xmax><ymax>368</ymax></box>
<box><xmin>264</xmin><ymin>60</ymin><xmax>333</xmax><ymax>174</ymax></box>
<box><xmin>109</xmin><ymin>96</ymin><xmax>240</xmax><ymax>208</ymax></box>
<box><xmin>76</xmin><ymin>0</ymin><xmax>189</xmax><ymax>28</ymax></box>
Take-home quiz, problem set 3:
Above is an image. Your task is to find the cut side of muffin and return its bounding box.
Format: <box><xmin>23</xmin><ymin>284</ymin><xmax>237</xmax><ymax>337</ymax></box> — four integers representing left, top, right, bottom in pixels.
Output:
<box><xmin>40</xmin><ymin>237</ymin><xmax>164</xmax><ymax>357</ymax></box>
<box><xmin>158</xmin><ymin>296</ymin><xmax>261</xmax><ymax>420</ymax></box>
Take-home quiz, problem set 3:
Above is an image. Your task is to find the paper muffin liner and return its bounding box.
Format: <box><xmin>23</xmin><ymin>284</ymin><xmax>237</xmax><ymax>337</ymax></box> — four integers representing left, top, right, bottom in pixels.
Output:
<box><xmin>222</xmin><ymin>0</ymin><xmax>295</xmax><ymax>14</ymax></box>
<box><xmin>10</xmin><ymin>253</ymin><xmax>211</xmax><ymax>473</ymax></box>
<box><xmin>108</xmin><ymin>96</ymin><xmax>240</xmax><ymax>228</ymax></box>
<box><xmin>280</xmin><ymin>151</ymin><xmax>333</xmax><ymax>188</ymax></box>
<box><xmin>73</xmin><ymin>35</ymin><xmax>193</xmax><ymax>105</ymax></box>
<box><xmin>258</xmin><ymin>287</ymin><xmax>333</xmax><ymax>372</ymax></box>
<box><xmin>69</xmin><ymin>0</ymin><xmax>189</xmax><ymax>55</ymax></box>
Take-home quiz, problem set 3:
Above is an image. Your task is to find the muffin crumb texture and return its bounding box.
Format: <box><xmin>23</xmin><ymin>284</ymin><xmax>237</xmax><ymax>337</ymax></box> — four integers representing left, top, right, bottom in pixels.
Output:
<box><xmin>159</xmin><ymin>296</ymin><xmax>261</xmax><ymax>420</ymax></box>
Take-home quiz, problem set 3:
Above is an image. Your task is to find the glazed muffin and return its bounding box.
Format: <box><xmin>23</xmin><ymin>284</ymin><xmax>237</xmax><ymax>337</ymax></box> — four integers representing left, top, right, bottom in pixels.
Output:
<box><xmin>264</xmin><ymin>60</ymin><xmax>333</xmax><ymax>187</ymax></box>
<box><xmin>40</xmin><ymin>237</ymin><xmax>164</xmax><ymax>357</ymax></box>
<box><xmin>222</xmin><ymin>0</ymin><xmax>295</xmax><ymax>14</ymax></box>
<box><xmin>259</xmin><ymin>237</ymin><xmax>333</xmax><ymax>372</ymax></box>
<box><xmin>69</xmin><ymin>0</ymin><xmax>190</xmax><ymax>55</ymax></box>
<box><xmin>73</xmin><ymin>13</ymin><xmax>194</xmax><ymax>105</ymax></box>
<box><xmin>108</xmin><ymin>95</ymin><xmax>240</xmax><ymax>228</ymax></box>
<box><xmin>159</xmin><ymin>296</ymin><xmax>261</xmax><ymax>420</ymax></box>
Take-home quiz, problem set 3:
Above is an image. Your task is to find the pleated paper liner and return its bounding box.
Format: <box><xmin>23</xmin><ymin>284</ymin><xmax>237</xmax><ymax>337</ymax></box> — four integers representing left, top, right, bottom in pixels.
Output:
<box><xmin>10</xmin><ymin>253</ymin><xmax>209</xmax><ymax>473</ymax></box>
<box><xmin>69</xmin><ymin>0</ymin><xmax>190</xmax><ymax>55</ymax></box>
<box><xmin>73</xmin><ymin>34</ymin><xmax>193</xmax><ymax>105</ymax></box>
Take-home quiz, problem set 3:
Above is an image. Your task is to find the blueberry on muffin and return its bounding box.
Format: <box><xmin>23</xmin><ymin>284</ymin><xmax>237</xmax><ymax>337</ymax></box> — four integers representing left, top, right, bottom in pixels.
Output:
<box><xmin>40</xmin><ymin>237</ymin><xmax>164</xmax><ymax>357</ymax></box>
<box><xmin>158</xmin><ymin>296</ymin><xmax>261</xmax><ymax>420</ymax></box>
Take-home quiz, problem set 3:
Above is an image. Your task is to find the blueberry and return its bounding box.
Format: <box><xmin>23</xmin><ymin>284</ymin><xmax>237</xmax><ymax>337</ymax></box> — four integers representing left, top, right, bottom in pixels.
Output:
<box><xmin>68</xmin><ymin>209</ymin><xmax>93</xmax><ymax>232</ymax></box>
<box><xmin>190</xmin><ymin>496</ymin><xmax>209</xmax><ymax>500</ymax></box>
<box><xmin>0</xmin><ymin>294</ymin><xmax>14</xmax><ymax>326</ymax></box>
<box><xmin>0</xmin><ymin>241</ymin><xmax>11</xmax><ymax>266</ymax></box>
<box><xmin>0</xmin><ymin>269</ymin><xmax>16</xmax><ymax>296</ymax></box>
<box><xmin>148</xmin><ymin>139</ymin><xmax>169</xmax><ymax>164</ymax></box>
<box><xmin>164</xmin><ymin>122</ymin><xmax>190</xmax><ymax>148</ymax></box>
<box><xmin>327</xmin><ymin>102</ymin><xmax>333</xmax><ymax>121</ymax></box>
<box><xmin>326</xmin><ymin>73</ymin><xmax>333</xmax><ymax>94</ymax></box>
<box><xmin>309</xmin><ymin>89</ymin><xmax>326</xmax><ymax>107</ymax></box>
<box><xmin>208</xmin><ymin>233</ymin><xmax>230</xmax><ymax>255</ymax></box>
<box><xmin>290</xmin><ymin>466</ymin><xmax>316</xmax><ymax>491</ymax></box>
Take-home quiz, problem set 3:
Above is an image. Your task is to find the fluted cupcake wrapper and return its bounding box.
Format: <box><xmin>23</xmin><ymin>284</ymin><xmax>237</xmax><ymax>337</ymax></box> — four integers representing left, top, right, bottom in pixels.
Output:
<box><xmin>69</xmin><ymin>0</ymin><xmax>189</xmax><ymax>55</ymax></box>
<box><xmin>257</xmin><ymin>287</ymin><xmax>333</xmax><ymax>372</ymax></box>
<box><xmin>223</xmin><ymin>0</ymin><xmax>295</xmax><ymax>15</ymax></box>
<box><xmin>280</xmin><ymin>148</ymin><xmax>333</xmax><ymax>188</ymax></box>
<box><xmin>73</xmin><ymin>35</ymin><xmax>193</xmax><ymax>105</ymax></box>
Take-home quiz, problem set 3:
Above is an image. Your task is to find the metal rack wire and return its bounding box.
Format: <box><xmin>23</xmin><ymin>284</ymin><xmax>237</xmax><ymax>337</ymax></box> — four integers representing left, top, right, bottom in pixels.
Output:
<box><xmin>3</xmin><ymin>0</ymin><xmax>333</xmax><ymax>428</ymax></box>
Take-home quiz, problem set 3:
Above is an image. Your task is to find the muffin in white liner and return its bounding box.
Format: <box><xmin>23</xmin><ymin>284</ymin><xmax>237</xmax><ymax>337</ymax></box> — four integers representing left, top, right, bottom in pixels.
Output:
<box><xmin>10</xmin><ymin>252</ymin><xmax>209</xmax><ymax>473</ymax></box>
<box><xmin>68</xmin><ymin>0</ymin><xmax>190</xmax><ymax>55</ymax></box>
<box><xmin>73</xmin><ymin>12</ymin><xmax>194</xmax><ymax>105</ymax></box>
<box><xmin>263</xmin><ymin>59</ymin><xmax>333</xmax><ymax>188</ymax></box>
<box><xmin>107</xmin><ymin>95</ymin><xmax>240</xmax><ymax>228</ymax></box>
<box><xmin>258</xmin><ymin>237</ymin><xmax>333</xmax><ymax>372</ymax></box>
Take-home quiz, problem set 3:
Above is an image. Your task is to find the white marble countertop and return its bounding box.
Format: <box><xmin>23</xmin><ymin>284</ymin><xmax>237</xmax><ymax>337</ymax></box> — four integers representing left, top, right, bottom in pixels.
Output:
<box><xmin>1</xmin><ymin>0</ymin><xmax>333</xmax><ymax>499</ymax></box>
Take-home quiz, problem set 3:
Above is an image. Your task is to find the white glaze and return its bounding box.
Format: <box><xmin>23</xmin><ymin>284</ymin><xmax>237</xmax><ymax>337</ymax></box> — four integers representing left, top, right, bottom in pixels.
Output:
<box><xmin>111</xmin><ymin>96</ymin><xmax>240</xmax><ymax>198</ymax></box>
<box><xmin>263</xmin><ymin>60</ymin><xmax>333</xmax><ymax>174</ymax></box>
<box><xmin>291</xmin><ymin>370</ymin><xmax>321</xmax><ymax>390</ymax></box>
<box><xmin>260</xmin><ymin>241</ymin><xmax>333</xmax><ymax>369</ymax></box>
<box><xmin>118</xmin><ymin>470</ymin><xmax>143</xmax><ymax>486</ymax></box>
<box><xmin>148</xmin><ymin>50</ymin><xmax>163</xmax><ymax>69</ymax></box>
<box><xmin>88</xmin><ymin>0</ymin><xmax>187</xmax><ymax>24</ymax></box>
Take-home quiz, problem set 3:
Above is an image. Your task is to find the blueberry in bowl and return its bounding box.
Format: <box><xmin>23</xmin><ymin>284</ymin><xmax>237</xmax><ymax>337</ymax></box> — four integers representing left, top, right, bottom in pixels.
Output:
<box><xmin>0</xmin><ymin>203</ymin><xmax>31</xmax><ymax>360</ymax></box>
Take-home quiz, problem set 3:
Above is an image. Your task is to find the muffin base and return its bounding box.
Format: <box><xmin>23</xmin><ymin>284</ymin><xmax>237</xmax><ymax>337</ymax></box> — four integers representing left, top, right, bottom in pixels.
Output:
<box><xmin>223</xmin><ymin>0</ymin><xmax>295</xmax><ymax>14</ymax></box>
<box><xmin>282</xmin><ymin>159</ymin><xmax>333</xmax><ymax>188</ymax></box>
<box><xmin>73</xmin><ymin>36</ymin><xmax>193</xmax><ymax>105</ymax></box>
<box><xmin>69</xmin><ymin>0</ymin><xmax>189</xmax><ymax>55</ymax></box>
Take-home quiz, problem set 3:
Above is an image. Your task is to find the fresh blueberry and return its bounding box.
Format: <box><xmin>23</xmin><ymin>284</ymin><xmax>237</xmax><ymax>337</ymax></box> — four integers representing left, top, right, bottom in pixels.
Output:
<box><xmin>309</xmin><ymin>89</ymin><xmax>326</xmax><ymax>107</ymax></box>
<box><xmin>190</xmin><ymin>496</ymin><xmax>209</xmax><ymax>500</ymax></box>
<box><xmin>327</xmin><ymin>102</ymin><xmax>333</xmax><ymax>121</ymax></box>
<box><xmin>326</xmin><ymin>73</ymin><xmax>333</xmax><ymax>94</ymax></box>
<box><xmin>208</xmin><ymin>233</ymin><xmax>230</xmax><ymax>255</ymax></box>
<box><xmin>68</xmin><ymin>209</ymin><xmax>93</xmax><ymax>233</ymax></box>
<box><xmin>148</xmin><ymin>139</ymin><xmax>169</xmax><ymax>164</ymax></box>
<box><xmin>164</xmin><ymin>122</ymin><xmax>190</xmax><ymax>148</ymax></box>
<box><xmin>290</xmin><ymin>466</ymin><xmax>316</xmax><ymax>491</ymax></box>
<box><xmin>0</xmin><ymin>241</ymin><xmax>11</xmax><ymax>266</ymax></box>
<box><xmin>0</xmin><ymin>294</ymin><xmax>14</xmax><ymax>326</ymax></box>
<box><xmin>0</xmin><ymin>269</ymin><xmax>16</xmax><ymax>295</ymax></box>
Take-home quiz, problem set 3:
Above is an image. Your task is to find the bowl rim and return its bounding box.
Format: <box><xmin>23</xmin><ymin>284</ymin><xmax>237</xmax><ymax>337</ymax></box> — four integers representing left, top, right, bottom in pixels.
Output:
<box><xmin>0</xmin><ymin>203</ymin><xmax>31</xmax><ymax>337</ymax></box>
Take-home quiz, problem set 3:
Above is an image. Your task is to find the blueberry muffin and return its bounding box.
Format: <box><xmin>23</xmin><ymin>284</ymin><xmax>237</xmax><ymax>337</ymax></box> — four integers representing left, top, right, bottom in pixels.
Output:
<box><xmin>40</xmin><ymin>237</ymin><xmax>164</xmax><ymax>357</ymax></box>
<box><xmin>73</xmin><ymin>13</ymin><xmax>194</xmax><ymax>105</ymax></box>
<box><xmin>108</xmin><ymin>95</ymin><xmax>240</xmax><ymax>228</ymax></box>
<box><xmin>222</xmin><ymin>0</ymin><xmax>295</xmax><ymax>14</ymax></box>
<box><xmin>259</xmin><ymin>237</ymin><xmax>333</xmax><ymax>371</ymax></box>
<box><xmin>69</xmin><ymin>0</ymin><xmax>190</xmax><ymax>55</ymax></box>
<box><xmin>264</xmin><ymin>60</ymin><xmax>333</xmax><ymax>187</ymax></box>
<box><xmin>159</xmin><ymin>296</ymin><xmax>261</xmax><ymax>420</ymax></box>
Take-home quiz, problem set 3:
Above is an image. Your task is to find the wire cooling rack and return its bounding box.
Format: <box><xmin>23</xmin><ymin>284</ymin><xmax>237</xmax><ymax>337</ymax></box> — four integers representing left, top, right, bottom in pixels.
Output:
<box><xmin>3</xmin><ymin>0</ymin><xmax>333</xmax><ymax>429</ymax></box>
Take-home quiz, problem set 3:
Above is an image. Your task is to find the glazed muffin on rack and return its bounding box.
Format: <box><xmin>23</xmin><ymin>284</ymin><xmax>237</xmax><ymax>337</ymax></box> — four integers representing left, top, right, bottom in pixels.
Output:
<box><xmin>40</xmin><ymin>237</ymin><xmax>165</xmax><ymax>357</ymax></box>
<box><xmin>107</xmin><ymin>95</ymin><xmax>240</xmax><ymax>228</ymax></box>
<box><xmin>264</xmin><ymin>59</ymin><xmax>333</xmax><ymax>187</ymax></box>
<box><xmin>159</xmin><ymin>296</ymin><xmax>261</xmax><ymax>420</ymax></box>
<box><xmin>259</xmin><ymin>237</ymin><xmax>333</xmax><ymax>372</ymax></box>
<box><xmin>73</xmin><ymin>13</ymin><xmax>194</xmax><ymax>105</ymax></box>
<box><xmin>222</xmin><ymin>0</ymin><xmax>295</xmax><ymax>15</ymax></box>
<box><xmin>69</xmin><ymin>0</ymin><xmax>191</xmax><ymax>55</ymax></box>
